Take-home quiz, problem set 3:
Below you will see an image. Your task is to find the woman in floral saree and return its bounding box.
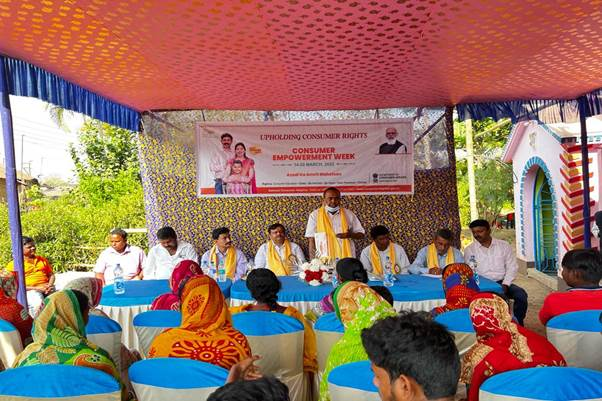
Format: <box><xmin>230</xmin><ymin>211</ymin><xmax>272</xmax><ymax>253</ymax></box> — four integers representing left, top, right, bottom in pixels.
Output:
<box><xmin>13</xmin><ymin>289</ymin><xmax>119</xmax><ymax>379</ymax></box>
<box><xmin>148</xmin><ymin>275</ymin><xmax>251</xmax><ymax>370</ymax></box>
<box><xmin>319</xmin><ymin>281</ymin><xmax>397</xmax><ymax>401</ymax></box>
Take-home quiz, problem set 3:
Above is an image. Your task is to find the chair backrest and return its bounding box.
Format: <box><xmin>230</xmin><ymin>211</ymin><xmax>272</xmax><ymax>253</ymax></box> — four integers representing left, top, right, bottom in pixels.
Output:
<box><xmin>314</xmin><ymin>313</ymin><xmax>344</xmax><ymax>372</ymax></box>
<box><xmin>129</xmin><ymin>357</ymin><xmax>228</xmax><ymax>401</ymax></box>
<box><xmin>434</xmin><ymin>308</ymin><xmax>476</xmax><ymax>356</ymax></box>
<box><xmin>479</xmin><ymin>367</ymin><xmax>602</xmax><ymax>401</ymax></box>
<box><xmin>232</xmin><ymin>311</ymin><xmax>305</xmax><ymax>401</ymax></box>
<box><xmin>546</xmin><ymin>309</ymin><xmax>602</xmax><ymax>370</ymax></box>
<box><xmin>328</xmin><ymin>360</ymin><xmax>380</xmax><ymax>401</ymax></box>
<box><xmin>0</xmin><ymin>365</ymin><xmax>120</xmax><ymax>400</ymax></box>
<box><xmin>0</xmin><ymin>319</ymin><xmax>23</xmax><ymax>369</ymax></box>
<box><xmin>133</xmin><ymin>310</ymin><xmax>181</xmax><ymax>357</ymax></box>
<box><xmin>86</xmin><ymin>315</ymin><xmax>122</xmax><ymax>372</ymax></box>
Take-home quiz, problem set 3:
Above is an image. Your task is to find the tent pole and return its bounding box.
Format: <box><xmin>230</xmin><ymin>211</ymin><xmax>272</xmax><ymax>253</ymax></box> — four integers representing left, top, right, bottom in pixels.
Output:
<box><xmin>0</xmin><ymin>56</ymin><xmax>27</xmax><ymax>307</ymax></box>
<box><xmin>578</xmin><ymin>96</ymin><xmax>591</xmax><ymax>248</ymax></box>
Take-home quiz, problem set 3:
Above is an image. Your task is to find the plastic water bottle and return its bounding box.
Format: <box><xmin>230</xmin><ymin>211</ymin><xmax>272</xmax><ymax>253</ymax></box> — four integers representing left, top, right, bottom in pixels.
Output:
<box><xmin>383</xmin><ymin>256</ymin><xmax>394</xmax><ymax>287</ymax></box>
<box><xmin>113</xmin><ymin>263</ymin><xmax>125</xmax><ymax>295</ymax></box>
<box><xmin>207</xmin><ymin>260</ymin><xmax>217</xmax><ymax>279</ymax></box>
<box><xmin>201</xmin><ymin>260</ymin><xmax>210</xmax><ymax>276</ymax></box>
<box><xmin>331</xmin><ymin>273</ymin><xmax>339</xmax><ymax>288</ymax></box>
<box><xmin>469</xmin><ymin>255</ymin><xmax>480</xmax><ymax>285</ymax></box>
<box><xmin>218</xmin><ymin>259</ymin><xmax>226</xmax><ymax>282</ymax></box>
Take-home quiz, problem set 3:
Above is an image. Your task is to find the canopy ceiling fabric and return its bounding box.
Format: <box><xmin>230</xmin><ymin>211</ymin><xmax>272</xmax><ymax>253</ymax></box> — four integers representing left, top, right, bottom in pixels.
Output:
<box><xmin>1</xmin><ymin>0</ymin><xmax>602</xmax><ymax>115</ymax></box>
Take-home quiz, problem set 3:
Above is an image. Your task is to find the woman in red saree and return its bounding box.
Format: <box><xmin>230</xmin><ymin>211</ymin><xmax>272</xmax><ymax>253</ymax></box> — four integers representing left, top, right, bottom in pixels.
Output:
<box><xmin>432</xmin><ymin>263</ymin><xmax>480</xmax><ymax>317</ymax></box>
<box><xmin>148</xmin><ymin>275</ymin><xmax>251</xmax><ymax>369</ymax></box>
<box><xmin>150</xmin><ymin>260</ymin><xmax>204</xmax><ymax>311</ymax></box>
<box><xmin>0</xmin><ymin>271</ymin><xmax>33</xmax><ymax>344</ymax></box>
<box><xmin>461</xmin><ymin>293</ymin><xmax>566</xmax><ymax>401</ymax></box>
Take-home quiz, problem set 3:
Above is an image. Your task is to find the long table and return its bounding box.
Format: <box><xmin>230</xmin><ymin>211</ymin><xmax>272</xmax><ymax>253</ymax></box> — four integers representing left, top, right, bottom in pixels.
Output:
<box><xmin>230</xmin><ymin>275</ymin><xmax>501</xmax><ymax>314</ymax></box>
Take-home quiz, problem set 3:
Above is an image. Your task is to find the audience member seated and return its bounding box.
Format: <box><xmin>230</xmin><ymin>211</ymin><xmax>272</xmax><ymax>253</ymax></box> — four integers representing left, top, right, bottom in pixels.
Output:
<box><xmin>6</xmin><ymin>236</ymin><xmax>55</xmax><ymax>317</ymax></box>
<box><xmin>143</xmin><ymin>226</ymin><xmax>199</xmax><ymax>280</ymax></box>
<box><xmin>13</xmin><ymin>290</ymin><xmax>120</xmax><ymax>380</ymax></box>
<box><xmin>360</xmin><ymin>225</ymin><xmax>410</xmax><ymax>275</ymax></box>
<box><xmin>409</xmin><ymin>229</ymin><xmax>464</xmax><ymax>275</ymax></box>
<box><xmin>319</xmin><ymin>281</ymin><xmax>396</xmax><ymax>401</ymax></box>
<box><xmin>370</xmin><ymin>285</ymin><xmax>394</xmax><ymax>307</ymax></box>
<box><xmin>461</xmin><ymin>293</ymin><xmax>565</xmax><ymax>401</ymax></box>
<box><xmin>431</xmin><ymin>263</ymin><xmax>480</xmax><ymax>317</ymax></box>
<box><xmin>150</xmin><ymin>260</ymin><xmax>203</xmax><ymax>311</ymax></box>
<box><xmin>65</xmin><ymin>277</ymin><xmax>141</xmax><ymax>399</ymax></box>
<box><xmin>201</xmin><ymin>227</ymin><xmax>248</xmax><ymax>281</ymax></box>
<box><xmin>94</xmin><ymin>228</ymin><xmax>145</xmax><ymax>285</ymax></box>
<box><xmin>305</xmin><ymin>187</ymin><xmax>365</xmax><ymax>260</ymax></box>
<box><xmin>254</xmin><ymin>223</ymin><xmax>306</xmax><ymax>276</ymax></box>
<box><xmin>306</xmin><ymin>258</ymin><xmax>368</xmax><ymax>321</ymax></box>
<box><xmin>208</xmin><ymin>376</ymin><xmax>290</xmax><ymax>401</ymax></box>
<box><xmin>361</xmin><ymin>312</ymin><xmax>460</xmax><ymax>401</ymax></box>
<box><xmin>148</xmin><ymin>275</ymin><xmax>251</xmax><ymax>370</ymax></box>
<box><xmin>0</xmin><ymin>270</ymin><xmax>33</xmax><ymax>344</ymax></box>
<box><xmin>464</xmin><ymin>219</ymin><xmax>528</xmax><ymax>325</ymax></box>
<box><xmin>230</xmin><ymin>269</ymin><xmax>318</xmax><ymax>374</ymax></box>
<box><xmin>539</xmin><ymin>249</ymin><xmax>602</xmax><ymax>325</ymax></box>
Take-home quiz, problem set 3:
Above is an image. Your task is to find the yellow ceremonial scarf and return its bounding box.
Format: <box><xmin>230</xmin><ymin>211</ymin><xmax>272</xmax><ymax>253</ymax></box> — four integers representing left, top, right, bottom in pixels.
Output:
<box><xmin>210</xmin><ymin>245</ymin><xmax>237</xmax><ymax>279</ymax></box>
<box><xmin>266</xmin><ymin>240</ymin><xmax>292</xmax><ymax>276</ymax></box>
<box><xmin>316</xmin><ymin>206</ymin><xmax>352</xmax><ymax>260</ymax></box>
<box><xmin>369</xmin><ymin>242</ymin><xmax>396</xmax><ymax>275</ymax></box>
<box><xmin>426</xmin><ymin>243</ymin><xmax>455</xmax><ymax>269</ymax></box>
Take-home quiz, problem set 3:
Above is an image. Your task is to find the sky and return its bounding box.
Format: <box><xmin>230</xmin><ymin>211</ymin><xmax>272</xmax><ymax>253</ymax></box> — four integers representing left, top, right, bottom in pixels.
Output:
<box><xmin>0</xmin><ymin>96</ymin><xmax>85</xmax><ymax>181</ymax></box>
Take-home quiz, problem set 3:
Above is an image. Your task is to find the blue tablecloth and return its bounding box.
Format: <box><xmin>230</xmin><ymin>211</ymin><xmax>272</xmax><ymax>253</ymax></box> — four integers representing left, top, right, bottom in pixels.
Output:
<box><xmin>100</xmin><ymin>279</ymin><xmax>232</xmax><ymax>307</ymax></box>
<box><xmin>230</xmin><ymin>275</ymin><xmax>500</xmax><ymax>303</ymax></box>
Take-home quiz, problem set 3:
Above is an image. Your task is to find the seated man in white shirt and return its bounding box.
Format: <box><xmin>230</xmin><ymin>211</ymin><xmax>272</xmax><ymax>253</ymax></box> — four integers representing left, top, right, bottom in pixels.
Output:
<box><xmin>200</xmin><ymin>227</ymin><xmax>248</xmax><ymax>281</ymax></box>
<box><xmin>254</xmin><ymin>223</ymin><xmax>306</xmax><ymax>276</ymax></box>
<box><xmin>464</xmin><ymin>219</ymin><xmax>528</xmax><ymax>325</ymax></box>
<box><xmin>360</xmin><ymin>225</ymin><xmax>410</xmax><ymax>275</ymax></box>
<box><xmin>94</xmin><ymin>228</ymin><xmax>146</xmax><ymax>285</ymax></box>
<box><xmin>409</xmin><ymin>229</ymin><xmax>464</xmax><ymax>275</ymax></box>
<box><xmin>143</xmin><ymin>226</ymin><xmax>199</xmax><ymax>280</ymax></box>
<box><xmin>305</xmin><ymin>187</ymin><xmax>365</xmax><ymax>260</ymax></box>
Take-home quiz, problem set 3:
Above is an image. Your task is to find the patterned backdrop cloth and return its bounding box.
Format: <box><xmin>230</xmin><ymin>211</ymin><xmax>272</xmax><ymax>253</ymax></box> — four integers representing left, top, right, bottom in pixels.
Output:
<box><xmin>13</xmin><ymin>290</ymin><xmax>120</xmax><ymax>381</ymax></box>
<box><xmin>138</xmin><ymin>108</ymin><xmax>460</xmax><ymax>265</ymax></box>
<box><xmin>431</xmin><ymin>263</ymin><xmax>480</xmax><ymax>317</ymax></box>
<box><xmin>148</xmin><ymin>275</ymin><xmax>251</xmax><ymax>370</ymax></box>
<box><xmin>461</xmin><ymin>293</ymin><xmax>566</xmax><ymax>401</ymax></box>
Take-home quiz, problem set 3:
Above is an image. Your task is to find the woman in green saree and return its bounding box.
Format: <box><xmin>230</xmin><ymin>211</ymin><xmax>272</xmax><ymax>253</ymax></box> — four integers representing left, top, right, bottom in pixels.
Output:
<box><xmin>319</xmin><ymin>280</ymin><xmax>397</xmax><ymax>401</ymax></box>
<box><xmin>13</xmin><ymin>289</ymin><xmax>119</xmax><ymax>381</ymax></box>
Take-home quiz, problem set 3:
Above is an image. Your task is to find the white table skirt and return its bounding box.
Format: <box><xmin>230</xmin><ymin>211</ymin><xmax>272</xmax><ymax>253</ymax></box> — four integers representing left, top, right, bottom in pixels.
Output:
<box><xmin>231</xmin><ymin>297</ymin><xmax>445</xmax><ymax>315</ymax></box>
<box><xmin>98</xmin><ymin>304</ymin><xmax>150</xmax><ymax>350</ymax></box>
<box><xmin>0</xmin><ymin>330</ymin><xmax>22</xmax><ymax>369</ymax></box>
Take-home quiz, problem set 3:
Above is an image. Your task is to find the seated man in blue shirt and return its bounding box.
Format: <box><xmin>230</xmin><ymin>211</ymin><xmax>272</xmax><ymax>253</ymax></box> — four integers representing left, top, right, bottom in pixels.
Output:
<box><xmin>409</xmin><ymin>229</ymin><xmax>464</xmax><ymax>275</ymax></box>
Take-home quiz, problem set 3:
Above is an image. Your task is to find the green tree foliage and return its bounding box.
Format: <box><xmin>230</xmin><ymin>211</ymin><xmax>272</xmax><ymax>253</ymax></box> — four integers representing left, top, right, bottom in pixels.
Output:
<box><xmin>455</xmin><ymin>118</ymin><xmax>515</xmax><ymax>226</ymax></box>
<box><xmin>0</xmin><ymin>119</ymin><xmax>147</xmax><ymax>272</ymax></box>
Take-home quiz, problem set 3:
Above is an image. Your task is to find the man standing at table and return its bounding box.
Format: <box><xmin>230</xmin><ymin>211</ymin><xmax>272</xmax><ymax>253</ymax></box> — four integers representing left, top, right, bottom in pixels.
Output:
<box><xmin>409</xmin><ymin>229</ymin><xmax>464</xmax><ymax>275</ymax></box>
<box><xmin>360</xmin><ymin>225</ymin><xmax>410</xmax><ymax>275</ymax></box>
<box><xmin>305</xmin><ymin>187</ymin><xmax>365</xmax><ymax>260</ymax></box>
<box><xmin>209</xmin><ymin>133</ymin><xmax>235</xmax><ymax>195</ymax></box>
<box><xmin>254</xmin><ymin>223</ymin><xmax>306</xmax><ymax>276</ymax></box>
<box><xmin>464</xmin><ymin>219</ymin><xmax>528</xmax><ymax>325</ymax></box>
<box><xmin>201</xmin><ymin>227</ymin><xmax>248</xmax><ymax>281</ymax></box>
<box><xmin>143</xmin><ymin>226</ymin><xmax>199</xmax><ymax>279</ymax></box>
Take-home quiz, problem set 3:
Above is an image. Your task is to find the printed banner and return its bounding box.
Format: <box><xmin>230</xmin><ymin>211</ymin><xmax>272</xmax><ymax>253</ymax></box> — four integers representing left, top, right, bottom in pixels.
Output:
<box><xmin>196</xmin><ymin>118</ymin><xmax>414</xmax><ymax>197</ymax></box>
